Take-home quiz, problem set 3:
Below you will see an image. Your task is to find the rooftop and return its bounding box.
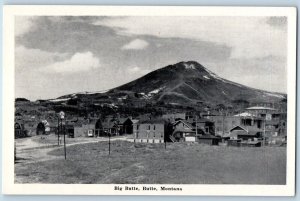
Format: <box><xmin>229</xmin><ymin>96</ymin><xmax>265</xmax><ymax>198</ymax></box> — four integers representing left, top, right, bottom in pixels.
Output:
<box><xmin>246</xmin><ymin>106</ymin><xmax>277</xmax><ymax>110</ymax></box>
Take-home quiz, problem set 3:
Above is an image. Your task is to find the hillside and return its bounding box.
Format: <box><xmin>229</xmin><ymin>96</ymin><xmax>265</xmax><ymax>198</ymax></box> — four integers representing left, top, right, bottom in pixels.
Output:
<box><xmin>110</xmin><ymin>61</ymin><xmax>285</xmax><ymax>105</ymax></box>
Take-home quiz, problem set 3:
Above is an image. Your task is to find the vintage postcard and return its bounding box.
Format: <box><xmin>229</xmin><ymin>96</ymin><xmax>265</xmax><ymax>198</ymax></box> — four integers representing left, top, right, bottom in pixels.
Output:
<box><xmin>2</xmin><ymin>6</ymin><xmax>296</xmax><ymax>196</ymax></box>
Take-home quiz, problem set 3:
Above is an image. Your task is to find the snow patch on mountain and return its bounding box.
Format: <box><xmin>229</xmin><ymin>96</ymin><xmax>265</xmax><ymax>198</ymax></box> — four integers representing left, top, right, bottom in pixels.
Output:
<box><xmin>49</xmin><ymin>98</ymin><xmax>70</xmax><ymax>102</ymax></box>
<box><xmin>264</xmin><ymin>92</ymin><xmax>285</xmax><ymax>99</ymax></box>
<box><xmin>183</xmin><ymin>63</ymin><xmax>196</xmax><ymax>70</ymax></box>
<box><xmin>203</xmin><ymin>75</ymin><xmax>210</xmax><ymax>80</ymax></box>
<box><xmin>77</xmin><ymin>89</ymin><xmax>109</xmax><ymax>95</ymax></box>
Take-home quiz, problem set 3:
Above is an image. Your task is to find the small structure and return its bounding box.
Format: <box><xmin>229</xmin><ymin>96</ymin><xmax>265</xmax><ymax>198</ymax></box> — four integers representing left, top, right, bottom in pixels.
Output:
<box><xmin>118</xmin><ymin>118</ymin><xmax>133</xmax><ymax>135</ymax></box>
<box><xmin>95</xmin><ymin>119</ymin><xmax>104</xmax><ymax>137</ymax></box>
<box><xmin>15</xmin><ymin>122</ymin><xmax>25</xmax><ymax>138</ymax></box>
<box><xmin>36</xmin><ymin>122</ymin><xmax>46</xmax><ymax>135</ymax></box>
<box><xmin>227</xmin><ymin>139</ymin><xmax>242</xmax><ymax>147</ymax></box>
<box><xmin>65</xmin><ymin>124</ymin><xmax>75</xmax><ymax>138</ymax></box>
<box><xmin>197</xmin><ymin>134</ymin><xmax>220</xmax><ymax>145</ymax></box>
<box><xmin>240</xmin><ymin>141</ymin><xmax>262</xmax><ymax>147</ymax></box>
<box><xmin>102</xmin><ymin>117</ymin><xmax>120</xmax><ymax>136</ymax></box>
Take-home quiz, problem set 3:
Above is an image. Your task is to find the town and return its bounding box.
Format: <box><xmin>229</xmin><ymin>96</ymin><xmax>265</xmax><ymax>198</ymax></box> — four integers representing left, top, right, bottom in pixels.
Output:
<box><xmin>15</xmin><ymin>99</ymin><xmax>287</xmax><ymax>148</ymax></box>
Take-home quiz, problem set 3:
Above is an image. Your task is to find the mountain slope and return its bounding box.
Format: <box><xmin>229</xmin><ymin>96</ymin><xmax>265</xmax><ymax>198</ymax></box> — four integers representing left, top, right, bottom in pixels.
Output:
<box><xmin>54</xmin><ymin>61</ymin><xmax>286</xmax><ymax>108</ymax></box>
<box><xmin>110</xmin><ymin>61</ymin><xmax>285</xmax><ymax>105</ymax></box>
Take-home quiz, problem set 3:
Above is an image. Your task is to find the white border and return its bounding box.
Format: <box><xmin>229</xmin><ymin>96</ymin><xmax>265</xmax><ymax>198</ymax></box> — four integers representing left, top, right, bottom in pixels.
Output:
<box><xmin>2</xmin><ymin>5</ymin><xmax>297</xmax><ymax>196</ymax></box>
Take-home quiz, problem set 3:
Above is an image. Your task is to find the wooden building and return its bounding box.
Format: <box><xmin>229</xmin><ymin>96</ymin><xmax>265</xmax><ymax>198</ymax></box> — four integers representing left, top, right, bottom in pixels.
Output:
<box><xmin>229</xmin><ymin>125</ymin><xmax>263</xmax><ymax>141</ymax></box>
<box><xmin>118</xmin><ymin>118</ymin><xmax>134</xmax><ymax>135</ymax></box>
<box><xmin>15</xmin><ymin>122</ymin><xmax>25</xmax><ymax>138</ymax></box>
<box><xmin>197</xmin><ymin>134</ymin><xmax>220</xmax><ymax>145</ymax></box>
<box><xmin>134</xmin><ymin>119</ymin><xmax>167</xmax><ymax>143</ymax></box>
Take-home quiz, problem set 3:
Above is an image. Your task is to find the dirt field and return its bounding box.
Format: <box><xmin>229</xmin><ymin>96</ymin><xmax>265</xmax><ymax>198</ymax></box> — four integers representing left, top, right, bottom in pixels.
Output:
<box><xmin>15</xmin><ymin>139</ymin><xmax>286</xmax><ymax>184</ymax></box>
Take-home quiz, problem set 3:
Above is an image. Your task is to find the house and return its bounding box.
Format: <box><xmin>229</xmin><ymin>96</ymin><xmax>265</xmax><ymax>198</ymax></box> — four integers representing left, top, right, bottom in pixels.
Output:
<box><xmin>171</xmin><ymin>119</ymin><xmax>215</xmax><ymax>142</ymax></box>
<box><xmin>208</xmin><ymin>115</ymin><xmax>241</xmax><ymax>137</ymax></box>
<box><xmin>172</xmin><ymin>120</ymin><xmax>195</xmax><ymax>142</ymax></box>
<box><xmin>15</xmin><ymin>122</ymin><xmax>25</xmax><ymax>138</ymax></box>
<box><xmin>134</xmin><ymin>119</ymin><xmax>168</xmax><ymax>143</ymax></box>
<box><xmin>195</xmin><ymin>118</ymin><xmax>215</xmax><ymax>135</ymax></box>
<box><xmin>118</xmin><ymin>117</ymin><xmax>133</xmax><ymax>135</ymax></box>
<box><xmin>36</xmin><ymin>120</ymin><xmax>56</xmax><ymax>135</ymax></box>
<box><xmin>74</xmin><ymin>119</ymin><xmax>97</xmax><ymax>137</ymax></box>
<box><xmin>209</xmin><ymin>114</ymin><xmax>264</xmax><ymax>138</ymax></box>
<box><xmin>229</xmin><ymin>125</ymin><xmax>263</xmax><ymax>141</ymax></box>
<box><xmin>102</xmin><ymin>117</ymin><xmax>120</xmax><ymax>136</ymax></box>
<box><xmin>245</xmin><ymin>106</ymin><xmax>287</xmax><ymax>137</ymax></box>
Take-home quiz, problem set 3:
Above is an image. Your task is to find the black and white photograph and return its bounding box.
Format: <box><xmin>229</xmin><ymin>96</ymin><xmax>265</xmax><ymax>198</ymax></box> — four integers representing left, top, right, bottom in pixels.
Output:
<box><xmin>3</xmin><ymin>6</ymin><xmax>296</xmax><ymax>196</ymax></box>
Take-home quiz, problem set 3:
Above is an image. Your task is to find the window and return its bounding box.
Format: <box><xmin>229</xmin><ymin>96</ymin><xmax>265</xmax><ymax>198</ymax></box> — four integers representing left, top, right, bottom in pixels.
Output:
<box><xmin>257</xmin><ymin>121</ymin><xmax>262</xmax><ymax>129</ymax></box>
<box><xmin>137</xmin><ymin>125</ymin><xmax>139</xmax><ymax>130</ymax></box>
<box><xmin>147</xmin><ymin>125</ymin><xmax>150</xmax><ymax>130</ymax></box>
<box><xmin>153</xmin><ymin>125</ymin><xmax>156</xmax><ymax>130</ymax></box>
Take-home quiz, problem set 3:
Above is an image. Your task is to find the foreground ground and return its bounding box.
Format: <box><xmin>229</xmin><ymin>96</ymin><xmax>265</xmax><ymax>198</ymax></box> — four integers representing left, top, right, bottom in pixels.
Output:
<box><xmin>15</xmin><ymin>137</ymin><xmax>286</xmax><ymax>184</ymax></box>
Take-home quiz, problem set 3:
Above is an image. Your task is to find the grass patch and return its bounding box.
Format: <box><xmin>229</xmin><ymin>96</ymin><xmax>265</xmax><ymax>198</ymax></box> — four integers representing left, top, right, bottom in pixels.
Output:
<box><xmin>15</xmin><ymin>141</ymin><xmax>286</xmax><ymax>184</ymax></box>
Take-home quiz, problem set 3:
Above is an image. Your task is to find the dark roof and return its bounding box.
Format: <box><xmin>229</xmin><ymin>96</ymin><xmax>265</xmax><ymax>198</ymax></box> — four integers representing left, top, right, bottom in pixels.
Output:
<box><xmin>197</xmin><ymin>118</ymin><xmax>213</xmax><ymax>123</ymax></box>
<box><xmin>118</xmin><ymin>117</ymin><xmax>129</xmax><ymax>124</ymax></box>
<box><xmin>230</xmin><ymin>125</ymin><xmax>247</xmax><ymax>132</ymax></box>
<box><xmin>198</xmin><ymin>134</ymin><xmax>219</xmax><ymax>139</ymax></box>
<box><xmin>173</xmin><ymin>120</ymin><xmax>194</xmax><ymax>129</ymax></box>
<box><xmin>173</xmin><ymin>128</ymin><xmax>195</xmax><ymax>133</ymax></box>
<box><xmin>102</xmin><ymin>118</ymin><xmax>118</xmax><ymax>128</ymax></box>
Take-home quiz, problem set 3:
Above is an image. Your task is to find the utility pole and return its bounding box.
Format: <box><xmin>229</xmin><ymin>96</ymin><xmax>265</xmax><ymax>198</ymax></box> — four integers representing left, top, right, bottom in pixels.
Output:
<box><xmin>64</xmin><ymin>120</ymin><xmax>67</xmax><ymax>160</ymax></box>
<box><xmin>263</xmin><ymin>118</ymin><xmax>266</xmax><ymax>147</ymax></box>
<box><xmin>195</xmin><ymin>115</ymin><xmax>198</xmax><ymax>142</ymax></box>
<box><xmin>222</xmin><ymin>112</ymin><xmax>225</xmax><ymax>137</ymax></box>
<box><xmin>57</xmin><ymin>117</ymin><xmax>60</xmax><ymax>146</ymax></box>
<box><xmin>59</xmin><ymin>111</ymin><xmax>66</xmax><ymax>160</ymax></box>
<box><xmin>108</xmin><ymin>133</ymin><xmax>111</xmax><ymax>155</ymax></box>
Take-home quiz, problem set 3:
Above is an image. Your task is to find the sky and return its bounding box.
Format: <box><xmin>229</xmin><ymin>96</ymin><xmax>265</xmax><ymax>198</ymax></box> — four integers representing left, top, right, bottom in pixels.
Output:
<box><xmin>15</xmin><ymin>16</ymin><xmax>288</xmax><ymax>101</ymax></box>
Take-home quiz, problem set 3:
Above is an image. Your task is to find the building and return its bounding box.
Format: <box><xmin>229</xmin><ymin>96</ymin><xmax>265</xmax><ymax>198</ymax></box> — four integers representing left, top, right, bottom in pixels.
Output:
<box><xmin>208</xmin><ymin>114</ymin><xmax>264</xmax><ymax>138</ymax></box>
<box><xmin>172</xmin><ymin>120</ymin><xmax>195</xmax><ymax>142</ymax></box>
<box><xmin>197</xmin><ymin>134</ymin><xmax>220</xmax><ymax>145</ymax></box>
<box><xmin>74</xmin><ymin>119</ymin><xmax>97</xmax><ymax>137</ymax></box>
<box><xmin>229</xmin><ymin>125</ymin><xmax>263</xmax><ymax>141</ymax></box>
<box><xmin>36</xmin><ymin>120</ymin><xmax>57</xmax><ymax>135</ymax></box>
<box><xmin>134</xmin><ymin>119</ymin><xmax>167</xmax><ymax>143</ymax></box>
<box><xmin>118</xmin><ymin>117</ymin><xmax>134</xmax><ymax>135</ymax></box>
<box><xmin>171</xmin><ymin>118</ymin><xmax>215</xmax><ymax>142</ymax></box>
<box><xmin>102</xmin><ymin>117</ymin><xmax>120</xmax><ymax>136</ymax></box>
<box><xmin>245</xmin><ymin>106</ymin><xmax>287</xmax><ymax>137</ymax></box>
<box><xmin>15</xmin><ymin>122</ymin><xmax>25</xmax><ymax>138</ymax></box>
<box><xmin>208</xmin><ymin>115</ymin><xmax>240</xmax><ymax>137</ymax></box>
